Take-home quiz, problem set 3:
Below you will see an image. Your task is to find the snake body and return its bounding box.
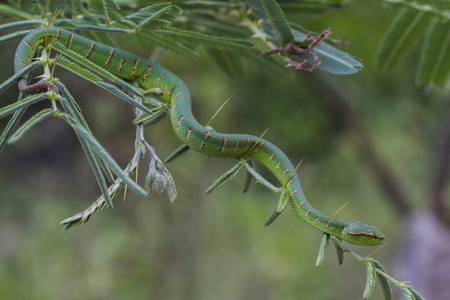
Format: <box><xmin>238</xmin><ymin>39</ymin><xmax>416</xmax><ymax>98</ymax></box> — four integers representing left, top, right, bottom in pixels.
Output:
<box><xmin>14</xmin><ymin>27</ymin><xmax>385</xmax><ymax>246</ymax></box>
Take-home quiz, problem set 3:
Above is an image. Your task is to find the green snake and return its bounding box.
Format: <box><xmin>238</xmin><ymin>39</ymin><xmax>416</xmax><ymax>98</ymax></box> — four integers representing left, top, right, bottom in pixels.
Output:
<box><xmin>14</xmin><ymin>27</ymin><xmax>385</xmax><ymax>246</ymax></box>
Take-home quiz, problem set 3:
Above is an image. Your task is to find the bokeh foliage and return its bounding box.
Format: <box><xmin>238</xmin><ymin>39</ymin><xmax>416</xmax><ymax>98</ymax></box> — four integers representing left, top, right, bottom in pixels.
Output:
<box><xmin>0</xmin><ymin>0</ymin><xmax>448</xmax><ymax>299</ymax></box>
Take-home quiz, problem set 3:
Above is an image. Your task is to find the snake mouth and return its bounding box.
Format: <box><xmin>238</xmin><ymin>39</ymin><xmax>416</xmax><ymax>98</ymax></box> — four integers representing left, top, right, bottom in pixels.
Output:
<box><xmin>346</xmin><ymin>232</ymin><xmax>385</xmax><ymax>240</ymax></box>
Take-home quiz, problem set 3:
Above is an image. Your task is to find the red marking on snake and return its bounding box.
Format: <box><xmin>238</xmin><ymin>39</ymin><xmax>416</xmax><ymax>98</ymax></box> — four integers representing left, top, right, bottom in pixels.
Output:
<box><xmin>255</xmin><ymin>142</ymin><xmax>266</xmax><ymax>152</ymax></box>
<box><xmin>85</xmin><ymin>43</ymin><xmax>96</xmax><ymax>58</ymax></box>
<box><xmin>315</xmin><ymin>217</ymin><xmax>319</xmax><ymax>225</ymax></box>
<box><xmin>143</xmin><ymin>65</ymin><xmax>152</xmax><ymax>82</ymax></box>
<box><xmin>171</xmin><ymin>104</ymin><xmax>178</xmax><ymax>114</ymax></box>
<box><xmin>167</xmin><ymin>89</ymin><xmax>173</xmax><ymax>98</ymax></box>
<box><xmin>174</xmin><ymin>93</ymin><xmax>181</xmax><ymax>100</ymax></box>
<box><xmin>131</xmin><ymin>58</ymin><xmax>139</xmax><ymax>77</ymax></box>
<box><xmin>200</xmin><ymin>142</ymin><xmax>205</xmax><ymax>149</ymax></box>
<box><xmin>154</xmin><ymin>78</ymin><xmax>160</xmax><ymax>88</ymax></box>
<box><xmin>307</xmin><ymin>210</ymin><xmax>312</xmax><ymax>215</ymax></box>
<box><xmin>162</xmin><ymin>72</ymin><xmax>166</xmax><ymax>76</ymax></box>
<box><xmin>20</xmin><ymin>61</ymin><xmax>27</xmax><ymax>66</ymax></box>
<box><xmin>105</xmin><ymin>49</ymin><xmax>115</xmax><ymax>66</ymax></box>
<box><xmin>118</xmin><ymin>58</ymin><xmax>125</xmax><ymax>73</ymax></box>
<box><xmin>185</xmin><ymin>127</ymin><xmax>192</xmax><ymax>139</ymax></box>
<box><xmin>176</xmin><ymin>115</ymin><xmax>184</xmax><ymax>133</ymax></box>
<box><xmin>162</xmin><ymin>84</ymin><xmax>167</xmax><ymax>95</ymax></box>
<box><xmin>67</xmin><ymin>34</ymin><xmax>73</xmax><ymax>49</ymax></box>
<box><xmin>234</xmin><ymin>141</ymin><xmax>241</xmax><ymax>152</ymax></box>
<box><xmin>282</xmin><ymin>169</ymin><xmax>291</xmax><ymax>176</ymax></box>
<box><xmin>291</xmin><ymin>190</ymin><xmax>299</xmax><ymax>196</ymax></box>
<box><xmin>188</xmin><ymin>95</ymin><xmax>191</xmax><ymax>99</ymax></box>
<box><xmin>205</xmin><ymin>131</ymin><xmax>211</xmax><ymax>140</ymax></box>
<box><xmin>24</xmin><ymin>41</ymin><xmax>33</xmax><ymax>51</ymax></box>
<box><xmin>287</xmin><ymin>179</ymin><xmax>292</xmax><ymax>186</ymax></box>
<box><xmin>276</xmin><ymin>162</ymin><xmax>281</xmax><ymax>170</ymax></box>
<box><xmin>269</xmin><ymin>154</ymin><xmax>275</xmax><ymax>160</ymax></box>
<box><xmin>56</xmin><ymin>30</ymin><xmax>61</xmax><ymax>42</ymax></box>
<box><xmin>299</xmin><ymin>201</ymin><xmax>306</xmax><ymax>208</ymax></box>
<box><xmin>27</xmin><ymin>56</ymin><xmax>31</xmax><ymax>62</ymax></box>
<box><xmin>326</xmin><ymin>219</ymin><xmax>331</xmax><ymax>228</ymax></box>
<box><xmin>220</xmin><ymin>138</ymin><xmax>226</xmax><ymax>153</ymax></box>
<box><xmin>245</xmin><ymin>138</ymin><xmax>249</xmax><ymax>150</ymax></box>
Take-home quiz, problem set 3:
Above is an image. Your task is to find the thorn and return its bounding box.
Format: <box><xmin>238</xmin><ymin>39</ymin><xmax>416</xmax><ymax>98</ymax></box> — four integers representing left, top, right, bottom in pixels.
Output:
<box><xmin>50</xmin><ymin>54</ymin><xmax>58</xmax><ymax>79</ymax></box>
<box><xmin>282</xmin><ymin>159</ymin><xmax>303</xmax><ymax>188</ymax></box>
<box><xmin>330</xmin><ymin>202</ymin><xmax>349</xmax><ymax>218</ymax></box>
<box><xmin>205</xmin><ymin>98</ymin><xmax>230</xmax><ymax>127</ymax></box>
<box><xmin>167</xmin><ymin>81</ymin><xmax>178</xmax><ymax>103</ymax></box>
<box><xmin>365</xmin><ymin>243</ymin><xmax>388</xmax><ymax>259</ymax></box>
<box><xmin>245</xmin><ymin>127</ymin><xmax>269</xmax><ymax>158</ymax></box>
<box><xmin>242</xmin><ymin>158</ymin><xmax>254</xmax><ymax>193</ymax></box>
<box><xmin>143</xmin><ymin>87</ymin><xmax>162</xmax><ymax>95</ymax></box>
<box><xmin>165</xmin><ymin>98</ymin><xmax>229</xmax><ymax>163</ymax></box>
<box><xmin>165</xmin><ymin>144</ymin><xmax>190</xmax><ymax>163</ymax></box>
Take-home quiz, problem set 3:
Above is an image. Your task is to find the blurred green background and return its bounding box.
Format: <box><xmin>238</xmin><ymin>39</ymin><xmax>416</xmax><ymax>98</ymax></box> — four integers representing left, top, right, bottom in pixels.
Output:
<box><xmin>0</xmin><ymin>1</ymin><xmax>448</xmax><ymax>299</ymax></box>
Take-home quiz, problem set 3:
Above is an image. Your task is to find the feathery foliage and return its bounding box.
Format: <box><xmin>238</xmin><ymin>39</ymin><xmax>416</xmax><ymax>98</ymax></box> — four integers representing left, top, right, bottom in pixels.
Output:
<box><xmin>376</xmin><ymin>1</ymin><xmax>450</xmax><ymax>87</ymax></box>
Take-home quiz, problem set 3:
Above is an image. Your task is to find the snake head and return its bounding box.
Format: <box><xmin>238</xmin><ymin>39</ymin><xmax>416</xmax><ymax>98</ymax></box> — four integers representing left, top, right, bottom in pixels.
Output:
<box><xmin>341</xmin><ymin>222</ymin><xmax>385</xmax><ymax>246</ymax></box>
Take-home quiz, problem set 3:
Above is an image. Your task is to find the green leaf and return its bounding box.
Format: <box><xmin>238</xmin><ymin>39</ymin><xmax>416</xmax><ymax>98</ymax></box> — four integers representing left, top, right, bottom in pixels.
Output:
<box><xmin>61</xmin><ymin>106</ymin><xmax>114</xmax><ymax>208</ymax></box>
<box><xmin>0</xmin><ymin>30</ymin><xmax>31</xmax><ymax>44</ymax></box>
<box><xmin>363</xmin><ymin>261</ymin><xmax>377</xmax><ymax>299</ymax></box>
<box><xmin>417</xmin><ymin>17</ymin><xmax>450</xmax><ymax>87</ymax></box>
<box><xmin>96</xmin><ymin>82</ymin><xmax>153</xmax><ymax>114</ymax></box>
<box><xmin>206</xmin><ymin>161</ymin><xmax>245</xmax><ymax>193</ymax></box>
<box><xmin>127</xmin><ymin>3</ymin><xmax>182</xmax><ymax>30</ymax></box>
<box><xmin>315</xmin><ymin>233</ymin><xmax>330</xmax><ymax>267</ymax></box>
<box><xmin>372</xmin><ymin>261</ymin><xmax>393</xmax><ymax>300</ymax></box>
<box><xmin>207</xmin><ymin>49</ymin><xmax>247</xmax><ymax>79</ymax></box>
<box><xmin>52</xmin><ymin>43</ymin><xmax>143</xmax><ymax>97</ymax></box>
<box><xmin>0</xmin><ymin>20</ymin><xmax>43</xmax><ymax>31</ymax></box>
<box><xmin>133</xmin><ymin>108</ymin><xmax>167</xmax><ymax>126</ymax></box>
<box><xmin>264</xmin><ymin>188</ymin><xmax>289</xmax><ymax>225</ymax></box>
<box><xmin>56</xmin><ymin>56</ymin><xmax>102</xmax><ymax>83</ymax></box>
<box><xmin>292</xmin><ymin>29</ymin><xmax>363</xmax><ymax>74</ymax></box>
<box><xmin>408</xmin><ymin>287</ymin><xmax>425</xmax><ymax>300</ymax></box>
<box><xmin>0</xmin><ymin>93</ymin><xmax>48</xmax><ymax>119</ymax></box>
<box><xmin>279</xmin><ymin>1</ymin><xmax>343</xmax><ymax>15</ymax></box>
<box><xmin>243</xmin><ymin>160</ymin><xmax>280</xmax><ymax>193</ymax></box>
<box><xmin>182</xmin><ymin>1</ymin><xmax>243</xmax><ymax>9</ymax></box>
<box><xmin>86</xmin><ymin>0</ymin><xmax>120</xmax><ymax>24</ymax></box>
<box><xmin>374</xmin><ymin>8</ymin><xmax>433</xmax><ymax>72</ymax></box>
<box><xmin>0</xmin><ymin>61</ymin><xmax>40</xmax><ymax>94</ymax></box>
<box><xmin>246</xmin><ymin>0</ymin><xmax>293</xmax><ymax>46</ymax></box>
<box><xmin>137</xmin><ymin>30</ymin><xmax>198</xmax><ymax>56</ymax></box>
<box><xmin>152</xmin><ymin>28</ymin><xmax>253</xmax><ymax>51</ymax></box>
<box><xmin>8</xmin><ymin>108</ymin><xmax>54</xmax><ymax>144</ymax></box>
<box><xmin>0</xmin><ymin>4</ymin><xmax>35</xmax><ymax>20</ymax></box>
<box><xmin>63</xmin><ymin>116</ymin><xmax>148</xmax><ymax>197</ymax></box>
<box><xmin>181</xmin><ymin>11</ymin><xmax>249</xmax><ymax>38</ymax></box>
<box><xmin>165</xmin><ymin>144</ymin><xmax>190</xmax><ymax>163</ymax></box>
<box><xmin>333</xmin><ymin>240</ymin><xmax>344</xmax><ymax>265</ymax></box>
<box><xmin>242</xmin><ymin>159</ymin><xmax>254</xmax><ymax>193</ymax></box>
<box><xmin>400</xmin><ymin>286</ymin><xmax>416</xmax><ymax>300</ymax></box>
<box><xmin>420</xmin><ymin>0</ymin><xmax>450</xmax><ymax>10</ymax></box>
<box><xmin>0</xmin><ymin>95</ymin><xmax>27</xmax><ymax>154</ymax></box>
<box><xmin>57</xmin><ymin>82</ymin><xmax>115</xmax><ymax>184</ymax></box>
